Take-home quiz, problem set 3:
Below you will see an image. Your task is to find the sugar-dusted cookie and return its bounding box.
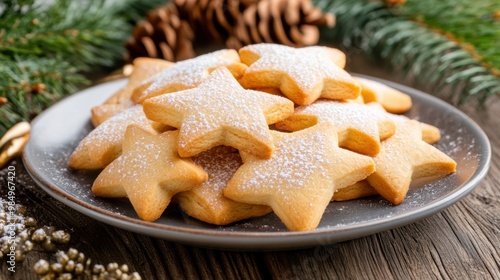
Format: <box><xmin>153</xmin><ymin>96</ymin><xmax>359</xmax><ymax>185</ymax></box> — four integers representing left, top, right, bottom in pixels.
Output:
<box><xmin>175</xmin><ymin>146</ymin><xmax>272</xmax><ymax>225</ymax></box>
<box><xmin>366</xmin><ymin>116</ymin><xmax>456</xmax><ymax>205</ymax></box>
<box><xmin>332</xmin><ymin>180</ymin><xmax>378</xmax><ymax>201</ymax></box>
<box><xmin>91</xmin><ymin>102</ymin><xmax>133</xmax><ymax>128</ymax></box>
<box><xmin>69</xmin><ymin>105</ymin><xmax>170</xmax><ymax>170</ymax></box>
<box><xmin>332</xmin><ymin>120</ymin><xmax>443</xmax><ymax>202</ymax></box>
<box><xmin>143</xmin><ymin>66</ymin><xmax>294</xmax><ymax>159</ymax></box>
<box><xmin>354</xmin><ymin>77</ymin><xmax>412</xmax><ymax>114</ymax></box>
<box><xmin>132</xmin><ymin>49</ymin><xmax>248</xmax><ymax>103</ymax></box>
<box><xmin>92</xmin><ymin>125</ymin><xmax>207</xmax><ymax>222</ymax></box>
<box><xmin>91</xmin><ymin>58</ymin><xmax>173</xmax><ymax>126</ymax></box>
<box><xmin>275</xmin><ymin>100</ymin><xmax>396</xmax><ymax>156</ymax></box>
<box><xmin>224</xmin><ymin>122</ymin><xmax>375</xmax><ymax>231</ymax></box>
<box><xmin>238</xmin><ymin>43</ymin><xmax>360</xmax><ymax>105</ymax></box>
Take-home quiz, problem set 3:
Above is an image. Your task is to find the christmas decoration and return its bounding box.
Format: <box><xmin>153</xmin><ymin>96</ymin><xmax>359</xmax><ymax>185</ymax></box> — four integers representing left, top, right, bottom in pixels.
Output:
<box><xmin>225</xmin><ymin>0</ymin><xmax>335</xmax><ymax>49</ymax></box>
<box><xmin>0</xmin><ymin>122</ymin><xmax>30</xmax><ymax>168</ymax></box>
<box><xmin>33</xmin><ymin>248</ymin><xmax>142</xmax><ymax>280</ymax></box>
<box><xmin>125</xmin><ymin>0</ymin><xmax>335</xmax><ymax>62</ymax></box>
<box><xmin>125</xmin><ymin>2</ymin><xmax>195</xmax><ymax>62</ymax></box>
<box><xmin>0</xmin><ymin>198</ymin><xmax>71</xmax><ymax>262</ymax></box>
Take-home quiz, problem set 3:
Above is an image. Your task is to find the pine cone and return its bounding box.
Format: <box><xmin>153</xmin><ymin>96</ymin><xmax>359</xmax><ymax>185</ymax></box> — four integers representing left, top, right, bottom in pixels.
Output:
<box><xmin>226</xmin><ymin>0</ymin><xmax>335</xmax><ymax>49</ymax></box>
<box><xmin>175</xmin><ymin>0</ymin><xmax>334</xmax><ymax>49</ymax></box>
<box><xmin>174</xmin><ymin>0</ymin><xmax>259</xmax><ymax>41</ymax></box>
<box><xmin>125</xmin><ymin>0</ymin><xmax>334</xmax><ymax>62</ymax></box>
<box><xmin>125</xmin><ymin>3</ymin><xmax>195</xmax><ymax>62</ymax></box>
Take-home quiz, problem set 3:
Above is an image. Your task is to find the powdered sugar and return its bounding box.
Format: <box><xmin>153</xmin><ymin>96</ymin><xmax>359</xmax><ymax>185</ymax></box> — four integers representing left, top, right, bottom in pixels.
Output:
<box><xmin>292</xmin><ymin>100</ymin><xmax>391</xmax><ymax>140</ymax></box>
<box><xmin>77</xmin><ymin>105</ymin><xmax>153</xmax><ymax>147</ymax></box>
<box><xmin>70</xmin><ymin>105</ymin><xmax>159</xmax><ymax>168</ymax></box>
<box><xmin>243</xmin><ymin>44</ymin><xmax>353</xmax><ymax>93</ymax></box>
<box><xmin>238</xmin><ymin>129</ymin><xmax>332</xmax><ymax>195</ymax></box>
<box><xmin>144</xmin><ymin>67</ymin><xmax>293</xmax><ymax>156</ymax></box>
<box><xmin>190</xmin><ymin>147</ymin><xmax>242</xmax><ymax>207</ymax></box>
<box><xmin>139</xmin><ymin>49</ymin><xmax>242</xmax><ymax>97</ymax></box>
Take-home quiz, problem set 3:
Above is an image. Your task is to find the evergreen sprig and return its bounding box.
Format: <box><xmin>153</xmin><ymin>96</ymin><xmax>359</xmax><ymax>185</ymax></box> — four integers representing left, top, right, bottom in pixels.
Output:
<box><xmin>0</xmin><ymin>56</ymin><xmax>88</xmax><ymax>132</ymax></box>
<box><xmin>0</xmin><ymin>0</ymin><xmax>168</xmax><ymax>136</ymax></box>
<box><xmin>396</xmin><ymin>0</ymin><xmax>500</xmax><ymax>74</ymax></box>
<box><xmin>314</xmin><ymin>0</ymin><xmax>500</xmax><ymax>105</ymax></box>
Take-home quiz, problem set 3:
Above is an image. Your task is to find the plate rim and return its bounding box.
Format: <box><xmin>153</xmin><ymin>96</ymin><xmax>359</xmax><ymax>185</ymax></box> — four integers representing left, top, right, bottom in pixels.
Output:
<box><xmin>23</xmin><ymin>74</ymin><xmax>492</xmax><ymax>250</ymax></box>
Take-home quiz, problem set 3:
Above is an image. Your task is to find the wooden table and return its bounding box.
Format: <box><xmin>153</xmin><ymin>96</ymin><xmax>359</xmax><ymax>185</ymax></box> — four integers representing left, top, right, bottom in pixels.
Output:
<box><xmin>1</xmin><ymin>57</ymin><xmax>499</xmax><ymax>280</ymax></box>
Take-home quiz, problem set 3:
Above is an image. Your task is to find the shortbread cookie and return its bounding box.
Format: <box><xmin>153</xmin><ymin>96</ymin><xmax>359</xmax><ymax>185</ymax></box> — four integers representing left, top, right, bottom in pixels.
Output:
<box><xmin>239</xmin><ymin>43</ymin><xmax>360</xmax><ymax>105</ymax></box>
<box><xmin>91</xmin><ymin>102</ymin><xmax>133</xmax><ymax>127</ymax></box>
<box><xmin>69</xmin><ymin>105</ymin><xmax>169</xmax><ymax>170</ymax></box>
<box><xmin>420</xmin><ymin>122</ymin><xmax>441</xmax><ymax>144</ymax></box>
<box><xmin>175</xmin><ymin>146</ymin><xmax>272</xmax><ymax>225</ymax></box>
<box><xmin>143</xmin><ymin>66</ymin><xmax>294</xmax><ymax>159</ymax></box>
<box><xmin>276</xmin><ymin>100</ymin><xmax>396</xmax><ymax>156</ymax></box>
<box><xmin>224</xmin><ymin>123</ymin><xmax>375</xmax><ymax>231</ymax></box>
<box><xmin>92</xmin><ymin>125</ymin><xmax>208</xmax><ymax>222</ymax></box>
<box><xmin>132</xmin><ymin>49</ymin><xmax>248</xmax><ymax>103</ymax></box>
<box><xmin>333</xmin><ymin>180</ymin><xmax>378</xmax><ymax>201</ymax></box>
<box><xmin>366</xmin><ymin>116</ymin><xmax>456</xmax><ymax>205</ymax></box>
<box><xmin>333</xmin><ymin>121</ymin><xmax>443</xmax><ymax>202</ymax></box>
<box><xmin>91</xmin><ymin>58</ymin><xmax>173</xmax><ymax>126</ymax></box>
<box><xmin>355</xmin><ymin>77</ymin><xmax>412</xmax><ymax>113</ymax></box>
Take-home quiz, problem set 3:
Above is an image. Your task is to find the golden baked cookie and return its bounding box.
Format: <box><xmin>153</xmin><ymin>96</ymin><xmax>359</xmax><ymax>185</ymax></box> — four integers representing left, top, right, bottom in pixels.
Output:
<box><xmin>239</xmin><ymin>43</ymin><xmax>360</xmax><ymax>105</ymax></box>
<box><xmin>91</xmin><ymin>102</ymin><xmax>133</xmax><ymax>127</ymax></box>
<box><xmin>354</xmin><ymin>77</ymin><xmax>412</xmax><ymax>114</ymax></box>
<box><xmin>333</xmin><ymin>180</ymin><xmax>378</xmax><ymax>201</ymax></box>
<box><xmin>175</xmin><ymin>146</ymin><xmax>272</xmax><ymax>225</ymax></box>
<box><xmin>275</xmin><ymin>100</ymin><xmax>396</xmax><ymax>156</ymax></box>
<box><xmin>332</xmin><ymin>120</ymin><xmax>444</xmax><ymax>202</ymax></box>
<box><xmin>366</xmin><ymin>116</ymin><xmax>456</xmax><ymax>205</ymax></box>
<box><xmin>420</xmin><ymin>122</ymin><xmax>441</xmax><ymax>144</ymax></box>
<box><xmin>92</xmin><ymin>125</ymin><xmax>208</xmax><ymax>222</ymax></box>
<box><xmin>143</xmin><ymin>66</ymin><xmax>294</xmax><ymax>159</ymax></box>
<box><xmin>91</xmin><ymin>58</ymin><xmax>173</xmax><ymax>126</ymax></box>
<box><xmin>132</xmin><ymin>49</ymin><xmax>247</xmax><ymax>103</ymax></box>
<box><xmin>224</xmin><ymin>122</ymin><xmax>375</xmax><ymax>231</ymax></box>
<box><xmin>69</xmin><ymin>105</ymin><xmax>169</xmax><ymax>170</ymax></box>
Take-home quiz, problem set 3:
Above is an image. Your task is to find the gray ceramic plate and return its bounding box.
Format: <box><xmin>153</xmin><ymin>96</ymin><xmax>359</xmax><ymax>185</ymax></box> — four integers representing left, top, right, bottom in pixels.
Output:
<box><xmin>23</xmin><ymin>75</ymin><xmax>491</xmax><ymax>250</ymax></box>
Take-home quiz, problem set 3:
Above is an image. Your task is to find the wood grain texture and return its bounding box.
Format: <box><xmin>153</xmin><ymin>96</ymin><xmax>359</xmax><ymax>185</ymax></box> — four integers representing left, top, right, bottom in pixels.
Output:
<box><xmin>1</xmin><ymin>56</ymin><xmax>499</xmax><ymax>280</ymax></box>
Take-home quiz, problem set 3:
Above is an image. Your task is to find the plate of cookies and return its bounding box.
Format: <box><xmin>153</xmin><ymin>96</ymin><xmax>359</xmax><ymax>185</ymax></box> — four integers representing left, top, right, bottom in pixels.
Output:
<box><xmin>24</xmin><ymin>44</ymin><xmax>491</xmax><ymax>250</ymax></box>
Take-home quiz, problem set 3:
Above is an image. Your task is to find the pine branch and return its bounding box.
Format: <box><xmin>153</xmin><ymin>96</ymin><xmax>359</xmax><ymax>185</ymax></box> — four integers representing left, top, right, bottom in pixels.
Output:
<box><xmin>395</xmin><ymin>0</ymin><xmax>500</xmax><ymax>74</ymax></box>
<box><xmin>0</xmin><ymin>56</ymin><xmax>88</xmax><ymax>135</ymax></box>
<box><xmin>314</xmin><ymin>0</ymin><xmax>500</xmax><ymax>105</ymax></box>
<box><xmin>0</xmin><ymin>0</ymin><xmax>169</xmax><ymax>136</ymax></box>
<box><xmin>1</xmin><ymin>0</ymin><xmax>130</xmax><ymax>68</ymax></box>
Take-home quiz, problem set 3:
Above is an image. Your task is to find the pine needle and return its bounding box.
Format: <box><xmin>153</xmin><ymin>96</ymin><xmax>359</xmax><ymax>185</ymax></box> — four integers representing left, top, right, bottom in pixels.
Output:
<box><xmin>0</xmin><ymin>0</ymin><xmax>168</xmax><ymax>136</ymax></box>
<box><xmin>314</xmin><ymin>0</ymin><xmax>500</xmax><ymax>105</ymax></box>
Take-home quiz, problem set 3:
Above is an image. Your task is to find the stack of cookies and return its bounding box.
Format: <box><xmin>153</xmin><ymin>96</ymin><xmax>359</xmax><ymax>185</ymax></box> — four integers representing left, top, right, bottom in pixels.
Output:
<box><xmin>69</xmin><ymin>44</ymin><xmax>456</xmax><ymax>231</ymax></box>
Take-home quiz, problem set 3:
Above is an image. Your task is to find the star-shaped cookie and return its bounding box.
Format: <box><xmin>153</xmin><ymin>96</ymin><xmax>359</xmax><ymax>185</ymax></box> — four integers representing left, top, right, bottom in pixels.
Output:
<box><xmin>355</xmin><ymin>77</ymin><xmax>412</xmax><ymax>114</ymax></box>
<box><xmin>175</xmin><ymin>146</ymin><xmax>272</xmax><ymax>225</ymax></box>
<box><xmin>132</xmin><ymin>49</ymin><xmax>248</xmax><ymax>103</ymax></box>
<box><xmin>332</xmin><ymin>180</ymin><xmax>378</xmax><ymax>201</ymax></box>
<box><xmin>366</xmin><ymin>116</ymin><xmax>456</xmax><ymax>205</ymax></box>
<box><xmin>92</xmin><ymin>125</ymin><xmax>208</xmax><ymax>222</ymax></box>
<box><xmin>69</xmin><ymin>105</ymin><xmax>170</xmax><ymax>170</ymax></box>
<box><xmin>91</xmin><ymin>58</ymin><xmax>173</xmax><ymax>126</ymax></box>
<box><xmin>275</xmin><ymin>100</ymin><xmax>396</xmax><ymax>156</ymax></box>
<box><xmin>238</xmin><ymin>43</ymin><xmax>361</xmax><ymax>105</ymax></box>
<box><xmin>224</xmin><ymin>122</ymin><xmax>375</xmax><ymax>231</ymax></box>
<box><xmin>143</xmin><ymin>66</ymin><xmax>294</xmax><ymax>159</ymax></box>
